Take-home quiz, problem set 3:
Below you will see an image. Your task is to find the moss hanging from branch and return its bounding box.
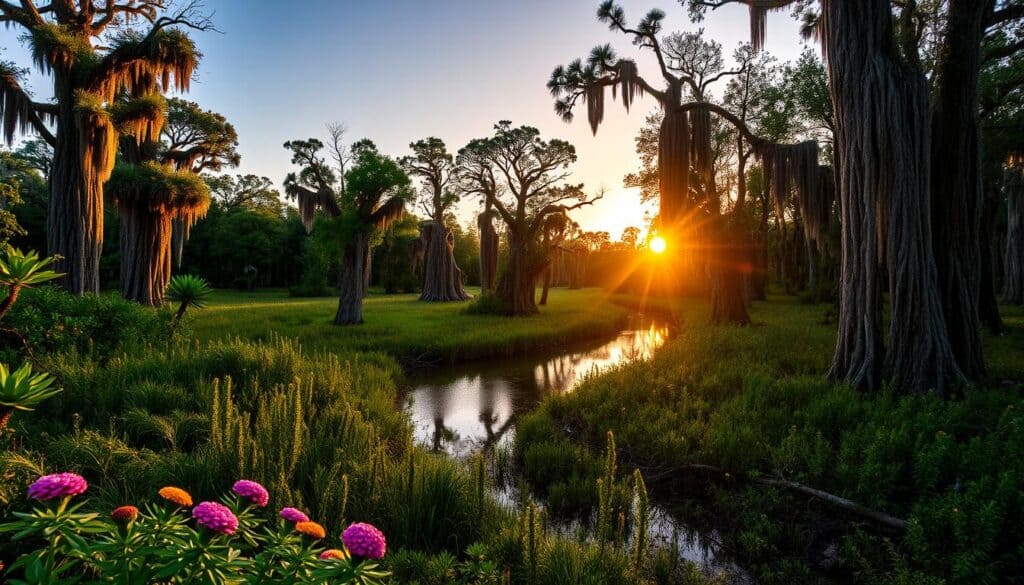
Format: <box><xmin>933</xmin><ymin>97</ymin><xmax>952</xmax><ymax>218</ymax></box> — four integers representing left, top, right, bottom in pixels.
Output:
<box><xmin>755</xmin><ymin>141</ymin><xmax>824</xmax><ymax>238</ymax></box>
<box><xmin>614</xmin><ymin>60</ymin><xmax>644</xmax><ymax>113</ymax></box>
<box><xmin>0</xmin><ymin>63</ymin><xmax>39</xmax><ymax>144</ymax></box>
<box><xmin>74</xmin><ymin>91</ymin><xmax>118</xmax><ymax>189</ymax></box>
<box><xmin>586</xmin><ymin>82</ymin><xmax>605</xmax><ymax>136</ymax></box>
<box><xmin>29</xmin><ymin>23</ymin><xmax>91</xmax><ymax>75</ymax></box>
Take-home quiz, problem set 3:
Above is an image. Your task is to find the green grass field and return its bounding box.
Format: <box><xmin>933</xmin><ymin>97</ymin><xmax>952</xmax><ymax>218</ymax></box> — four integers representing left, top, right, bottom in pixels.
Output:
<box><xmin>191</xmin><ymin>287</ymin><xmax>630</xmax><ymax>364</ymax></box>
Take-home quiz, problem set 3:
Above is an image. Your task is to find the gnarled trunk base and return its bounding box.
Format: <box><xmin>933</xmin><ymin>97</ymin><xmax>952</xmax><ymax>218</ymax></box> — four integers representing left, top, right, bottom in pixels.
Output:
<box><xmin>419</xmin><ymin>221</ymin><xmax>470</xmax><ymax>302</ymax></box>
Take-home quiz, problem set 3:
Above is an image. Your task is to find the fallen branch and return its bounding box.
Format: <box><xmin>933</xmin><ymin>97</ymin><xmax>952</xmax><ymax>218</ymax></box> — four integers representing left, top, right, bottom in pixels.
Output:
<box><xmin>643</xmin><ymin>462</ymin><xmax>908</xmax><ymax>532</ymax></box>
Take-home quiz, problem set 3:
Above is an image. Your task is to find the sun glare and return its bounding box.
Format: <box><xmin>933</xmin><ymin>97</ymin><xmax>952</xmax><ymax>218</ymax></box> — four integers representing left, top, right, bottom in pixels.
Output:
<box><xmin>649</xmin><ymin>236</ymin><xmax>667</xmax><ymax>254</ymax></box>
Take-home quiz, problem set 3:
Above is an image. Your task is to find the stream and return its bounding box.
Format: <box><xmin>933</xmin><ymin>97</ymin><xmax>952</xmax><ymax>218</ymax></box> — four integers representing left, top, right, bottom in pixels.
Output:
<box><xmin>399</xmin><ymin>314</ymin><xmax>753</xmax><ymax>583</ymax></box>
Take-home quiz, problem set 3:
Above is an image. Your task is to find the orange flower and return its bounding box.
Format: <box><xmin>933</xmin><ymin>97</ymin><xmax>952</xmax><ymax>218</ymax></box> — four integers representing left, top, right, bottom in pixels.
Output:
<box><xmin>111</xmin><ymin>505</ymin><xmax>139</xmax><ymax>523</ymax></box>
<box><xmin>295</xmin><ymin>521</ymin><xmax>326</xmax><ymax>540</ymax></box>
<box><xmin>158</xmin><ymin>486</ymin><xmax>193</xmax><ymax>507</ymax></box>
<box><xmin>319</xmin><ymin>549</ymin><xmax>348</xmax><ymax>561</ymax></box>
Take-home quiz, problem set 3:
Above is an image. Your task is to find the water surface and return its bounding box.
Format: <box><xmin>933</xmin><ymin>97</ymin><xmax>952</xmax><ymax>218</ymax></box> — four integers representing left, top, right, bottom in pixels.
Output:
<box><xmin>401</xmin><ymin>314</ymin><xmax>672</xmax><ymax>456</ymax></box>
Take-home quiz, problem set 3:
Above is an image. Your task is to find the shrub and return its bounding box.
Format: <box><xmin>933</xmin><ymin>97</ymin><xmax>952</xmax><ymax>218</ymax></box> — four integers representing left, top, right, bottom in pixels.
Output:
<box><xmin>1</xmin><ymin>287</ymin><xmax>174</xmax><ymax>362</ymax></box>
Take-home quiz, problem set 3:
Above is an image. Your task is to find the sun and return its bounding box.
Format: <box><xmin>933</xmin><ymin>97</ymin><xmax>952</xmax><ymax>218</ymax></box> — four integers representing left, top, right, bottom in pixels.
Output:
<box><xmin>649</xmin><ymin>236</ymin><xmax>667</xmax><ymax>254</ymax></box>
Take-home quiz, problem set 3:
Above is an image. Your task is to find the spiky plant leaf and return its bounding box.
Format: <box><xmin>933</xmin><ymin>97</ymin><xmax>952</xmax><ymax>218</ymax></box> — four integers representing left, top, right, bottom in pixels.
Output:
<box><xmin>0</xmin><ymin>362</ymin><xmax>61</xmax><ymax>411</ymax></box>
<box><xmin>0</xmin><ymin>248</ymin><xmax>62</xmax><ymax>288</ymax></box>
<box><xmin>165</xmin><ymin>274</ymin><xmax>213</xmax><ymax>310</ymax></box>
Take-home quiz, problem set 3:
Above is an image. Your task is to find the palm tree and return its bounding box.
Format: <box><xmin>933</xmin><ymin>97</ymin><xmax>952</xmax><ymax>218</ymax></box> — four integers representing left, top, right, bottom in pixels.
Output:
<box><xmin>0</xmin><ymin>249</ymin><xmax>62</xmax><ymax>322</ymax></box>
<box><xmin>285</xmin><ymin>139</ymin><xmax>411</xmax><ymax>325</ymax></box>
<box><xmin>0</xmin><ymin>2</ymin><xmax>213</xmax><ymax>294</ymax></box>
<box><xmin>165</xmin><ymin>274</ymin><xmax>213</xmax><ymax>325</ymax></box>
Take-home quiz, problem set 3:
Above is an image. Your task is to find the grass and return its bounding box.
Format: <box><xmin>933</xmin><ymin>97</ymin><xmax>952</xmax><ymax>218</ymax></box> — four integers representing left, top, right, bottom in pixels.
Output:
<box><xmin>191</xmin><ymin>287</ymin><xmax>630</xmax><ymax>364</ymax></box>
<box><xmin>516</xmin><ymin>294</ymin><xmax>1024</xmax><ymax>584</ymax></box>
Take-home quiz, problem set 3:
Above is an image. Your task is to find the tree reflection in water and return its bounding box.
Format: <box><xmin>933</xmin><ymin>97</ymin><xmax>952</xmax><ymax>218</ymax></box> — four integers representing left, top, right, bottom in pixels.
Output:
<box><xmin>403</xmin><ymin>315</ymin><xmax>672</xmax><ymax>456</ymax></box>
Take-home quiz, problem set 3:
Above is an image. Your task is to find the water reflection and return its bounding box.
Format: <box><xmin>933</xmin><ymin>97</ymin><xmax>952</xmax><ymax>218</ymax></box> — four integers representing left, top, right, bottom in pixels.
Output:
<box><xmin>401</xmin><ymin>316</ymin><xmax>672</xmax><ymax>457</ymax></box>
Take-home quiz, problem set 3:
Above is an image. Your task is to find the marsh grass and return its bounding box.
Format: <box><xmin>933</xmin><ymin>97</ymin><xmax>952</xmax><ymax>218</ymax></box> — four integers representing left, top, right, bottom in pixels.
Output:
<box><xmin>516</xmin><ymin>295</ymin><xmax>1024</xmax><ymax>583</ymax></box>
<box><xmin>190</xmin><ymin>288</ymin><xmax>630</xmax><ymax>364</ymax></box>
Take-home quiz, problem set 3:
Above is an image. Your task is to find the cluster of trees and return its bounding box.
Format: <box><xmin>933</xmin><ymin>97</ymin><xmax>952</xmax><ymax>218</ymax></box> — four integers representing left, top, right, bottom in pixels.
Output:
<box><xmin>0</xmin><ymin>1</ymin><xmax>227</xmax><ymax>306</ymax></box>
<box><xmin>549</xmin><ymin>0</ymin><xmax>1024</xmax><ymax>396</ymax></box>
<box><xmin>282</xmin><ymin>121</ymin><xmax>601</xmax><ymax>322</ymax></box>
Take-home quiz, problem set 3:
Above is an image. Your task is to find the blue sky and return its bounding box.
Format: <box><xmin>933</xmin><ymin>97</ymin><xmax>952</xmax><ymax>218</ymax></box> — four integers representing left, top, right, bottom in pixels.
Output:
<box><xmin>1</xmin><ymin>0</ymin><xmax>808</xmax><ymax>236</ymax></box>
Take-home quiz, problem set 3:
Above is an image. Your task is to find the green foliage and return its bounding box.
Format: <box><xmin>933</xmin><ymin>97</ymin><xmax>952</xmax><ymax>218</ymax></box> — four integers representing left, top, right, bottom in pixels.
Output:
<box><xmin>464</xmin><ymin>292</ymin><xmax>509</xmax><ymax>316</ymax></box>
<box><xmin>516</xmin><ymin>295</ymin><xmax>1024</xmax><ymax>584</ymax></box>
<box><xmin>0</xmin><ymin>287</ymin><xmax>174</xmax><ymax>362</ymax></box>
<box><xmin>373</xmin><ymin>214</ymin><xmax>421</xmax><ymax>294</ymax></box>
<box><xmin>0</xmin><ymin>362</ymin><xmax>60</xmax><ymax>413</ymax></box>
<box><xmin>0</xmin><ymin>481</ymin><xmax>389</xmax><ymax>584</ymax></box>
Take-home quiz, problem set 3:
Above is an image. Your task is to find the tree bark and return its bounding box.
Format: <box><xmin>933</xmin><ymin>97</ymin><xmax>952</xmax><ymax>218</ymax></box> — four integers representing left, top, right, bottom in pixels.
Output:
<box><xmin>824</xmin><ymin>0</ymin><xmax>958</xmax><ymax>395</ymax></box>
<box><xmin>929</xmin><ymin>0</ymin><xmax>989</xmax><ymax>378</ymax></box>
<box><xmin>1006</xmin><ymin>168</ymin><xmax>1024</xmax><ymax>304</ymax></box>
<box><xmin>709</xmin><ymin>218</ymin><xmax>751</xmax><ymax>325</ymax></box>
<box><xmin>119</xmin><ymin>204</ymin><xmax>173</xmax><ymax>306</ymax></box>
<box><xmin>419</xmin><ymin>220</ymin><xmax>470</xmax><ymax>302</ymax></box>
<box><xmin>979</xmin><ymin>186</ymin><xmax>1004</xmax><ymax>332</ymax></box>
<box><xmin>495</xmin><ymin>230</ymin><xmax>541</xmax><ymax>316</ymax></box>
<box><xmin>0</xmin><ymin>407</ymin><xmax>12</xmax><ymax>434</ymax></box>
<box><xmin>0</xmin><ymin>285</ymin><xmax>21</xmax><ymax>322</ymax></box>
<box><xmin>478</xmin><ymin>210</ymin><xmax>499</xmax><ymax>293</ymax></box>
<box><xmin>48</xmin><ymin>83</ymin><xmax>103</xmax><ymax>295</ymax></box>
<box><xmin>335</xmin><ymin>233</ymin><xmax>370</xmax><ymax>325</ymax></box>
<box><xmin>539</xmin><ymin>261</ymin><xmax>554</xmax><ymax>306</ymax></box>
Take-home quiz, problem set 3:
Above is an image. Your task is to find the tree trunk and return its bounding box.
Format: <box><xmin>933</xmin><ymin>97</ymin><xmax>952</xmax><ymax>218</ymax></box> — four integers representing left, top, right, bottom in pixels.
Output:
<box><xmin>419</xmin><ymin>220</ymin><xmax>470</xmax><ymax>302</ymax></box>
<box><xmin>495</xmin><ymin>230</ymin><xmax>540</xmax><ymax>316</ymax></box>
<box><xmin>824</xmin><ymin>0</ymin><xmax>958</xmax><ymax>395</ymax></box>
<box><xmin>709</xmin><ymin>217</ymin><xmax>751</xmax><ymax>325</ymax></box>
<box><xmin>0</xmin><ymin>285</ymin><xmax>21</xmax><ymax>322</ymax></box>
<box><xmin>929</xmin><ymin>0</ymin><xmax>989</xmax><ymax>378</ymax></box>
<box><xmin>806</xmin><ymin>237</ymin><xmax>819</xmax><ymax>298</ymax></box>
<box><xmin>48</xmin><ymin>91</ymin><xmax>103</xmax><ymax>295</ymax></box>
<box><xmin>659</xmin><ymin>101</ymin><xmax>691</xmax><ymax>293</ymax></box>
<box><xmin>0</xmin><ymin>407</ymin><xmax>12</xmax><ymax>434</ymax></box>
<box><xmin>539</xmin><ymin>263</ymin><xmax>553</xmax><ymax>306</ymax></box>
<box><xmin>478</xmin><ymin>210</ymin><xmax>499</xmax><ymax>293</ymax></box>
<box><xmin>979</xmin><ymin>185</ymin><xmax>1004</xmax><ymax>331</ymax></box>
<box><xmin>1005</xmin><ymin>168</ymin><xmax>1024</xmax><ymax>304</ymax></box>
<box><xmin>119</xmin><ymin>204</ymin><xmax>173</xmax><ymax>306</ymax></box>
<box><xmin>335</xmin><ymin>233</ymin><xmax>369</xmax><ymax>325</ymax></box>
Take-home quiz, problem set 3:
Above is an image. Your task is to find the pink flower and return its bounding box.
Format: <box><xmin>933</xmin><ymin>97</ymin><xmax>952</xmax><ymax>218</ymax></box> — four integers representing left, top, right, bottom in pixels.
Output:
<box><xmin>192</xmin><ymin>501</ymin><xmax>239</xmax><ymax>535</ymax></box>
<box><xmin>279</xmin><ymin>507</ymin><xmax>309</xmax><ymax>523</ymax></box>
<box><xmin>232</xmin><ymin>480</ymin><xmax>269</xmax><ymax>507</ymax></box>
<box><xmin>342</xmin><ymin>522</ymin><xmax>386</xmax><ymax>560</ymax></box>
<box><xmin>27</xmin><ymin>473</ymin><xmax>88</xmax><ymax>501</ymax></box>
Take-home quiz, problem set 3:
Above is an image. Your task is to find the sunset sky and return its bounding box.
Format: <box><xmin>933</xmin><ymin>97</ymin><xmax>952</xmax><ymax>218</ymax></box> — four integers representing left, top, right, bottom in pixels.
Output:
<box><xmin>2</xmin><ymin>0</ymin><xmax>808</xmax><ymax>238</ymax></box>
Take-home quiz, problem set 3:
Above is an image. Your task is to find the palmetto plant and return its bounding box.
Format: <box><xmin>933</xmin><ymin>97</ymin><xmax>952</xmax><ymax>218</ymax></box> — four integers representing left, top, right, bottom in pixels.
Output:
<box><xmin>0</xmin><ymin>362</ymin><xmax>61</xmax><ymax>433</ymax></box>
<box><xmin>165</xmin><ymin>275</ymin><xmax>213</xmax><ymax>324</ymax></box>
<box><xmin>0</xmin><ymin>248</ymin><xmax>62</xmax><ymax>322</ymax></box>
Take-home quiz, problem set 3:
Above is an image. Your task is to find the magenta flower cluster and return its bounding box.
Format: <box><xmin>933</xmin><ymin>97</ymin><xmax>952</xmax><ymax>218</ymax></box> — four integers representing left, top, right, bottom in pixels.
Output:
<box><xmin>342</xmin><ymin>522</ymin><xmax>387</xmax><ymax>560</ymax></box>
<box><xmin>232</xmin><ymin>479</ymin><xmax>269</xmax><ymax>507</ymax></box>
<box><xmin>192</xmin><ymin>501</ymin><xmax>239</xmax><ymax>535</ymax></box>
<box><xmin>279</xmin><ymin>507</ymin><xmax>309</xmax><ymax>523</ymax></box>
<box><xmin>27</xmin><ymin>473</ymin><xmax>88</xmax><ymax>501</ymax></box>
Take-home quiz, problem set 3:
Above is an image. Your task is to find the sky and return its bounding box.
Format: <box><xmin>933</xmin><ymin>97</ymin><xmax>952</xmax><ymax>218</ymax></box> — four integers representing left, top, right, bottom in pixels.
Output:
<box><xmin>1</xmin><ymin>0</ymin><xmax>808</xmax><ymax>239</ymax></box>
